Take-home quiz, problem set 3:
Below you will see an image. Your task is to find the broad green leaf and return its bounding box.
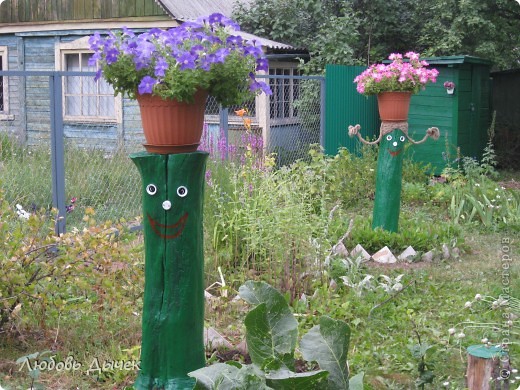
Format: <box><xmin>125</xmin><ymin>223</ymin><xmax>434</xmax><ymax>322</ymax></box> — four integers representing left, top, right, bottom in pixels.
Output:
<box><xmin>348</xmin><ymin>372</ymin><xmax>365</xmax><ymax>390</ymax></box>
<box><xmin>266</xmin><ymin>368</ymin><xmax>328</xmax><ymax>390</ymax></box>
<box><xmin>190</xmin><ymin>362</ymin><xmax>271</xmax><ymax>390</ymax></box>
<box><xmin>239</xmin><ymin>281</ymin><xmax>298</xmax><ymax>369</ymax></box>
<box><xmin>300</xmin><ymin>316</ymin><xmax>351</xmax><ymax>389</ymax></box>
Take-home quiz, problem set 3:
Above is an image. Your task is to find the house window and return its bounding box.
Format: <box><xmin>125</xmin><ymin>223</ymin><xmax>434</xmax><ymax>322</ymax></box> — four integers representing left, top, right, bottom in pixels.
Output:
<box><xmin>0</xmin><ymin>46</ymin><xmax>8</xmax><ymax>116</ymax></box>
<box><xmin>62</xmin><ymin>52</ymin><xmax>117</xmax><ymax>121</ymax></box>
<box><xmin>269</xmin><ymin>65</ymin><xmax>300</xmax><ymax>122</ymax></box>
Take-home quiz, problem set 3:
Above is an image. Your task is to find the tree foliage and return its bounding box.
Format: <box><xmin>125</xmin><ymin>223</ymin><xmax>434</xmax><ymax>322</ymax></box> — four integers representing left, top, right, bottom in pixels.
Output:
<box><xmin>233</xmin><ymin>0</ymin><xmax>520</xmax><ymax>71</ymax></box>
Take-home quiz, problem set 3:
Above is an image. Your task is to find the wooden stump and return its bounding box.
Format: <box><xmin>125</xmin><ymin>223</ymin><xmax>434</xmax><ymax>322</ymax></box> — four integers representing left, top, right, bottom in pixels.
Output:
<box><xmin>466</xmin><ymin>345</ymin><xmax>508</xmax><ymax>390</ymax></box>
<box><xmin>131</xmin><ymin>151</ymin><xmax>208</xmax><ymax>389</ymax></box>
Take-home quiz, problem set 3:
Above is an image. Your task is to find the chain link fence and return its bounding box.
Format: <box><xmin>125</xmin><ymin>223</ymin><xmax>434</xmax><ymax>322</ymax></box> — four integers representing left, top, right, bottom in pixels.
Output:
<box><xmin>0</xmin><ymin>71</ymin><xmax>324</xmax><ymax>231</ymax></box>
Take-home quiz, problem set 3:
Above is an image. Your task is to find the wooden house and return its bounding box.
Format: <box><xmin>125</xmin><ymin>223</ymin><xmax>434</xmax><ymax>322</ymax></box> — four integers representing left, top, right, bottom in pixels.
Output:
<box><xmin>0</xmin><ymin>0</ymin><xmax>307</xmax><ymax>150</ymax></box>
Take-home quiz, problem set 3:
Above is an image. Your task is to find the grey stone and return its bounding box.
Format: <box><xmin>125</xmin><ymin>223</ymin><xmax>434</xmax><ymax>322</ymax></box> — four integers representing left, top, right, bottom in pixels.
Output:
<box><xmin>442</xmin><ymin>244</ymin><xmax>451</xmax><ymax>259</ymax></box>
<box><xmin>398</xmin><ymin>246</ymin><xmax>417</xmax><ymax>261</ymax></box>
<box><xmin>350</xmin><ymin>244</ymin><xmax>371</xmax><ymax>261</ymax></box>
<box><xmin>332</xmin><ymin>242</ymin><xmax>349</xmax><ymax>257</ymax></box>
<box><xmin>204</xmin><ymin>327</ymin><xmax>233</xmax><ymax>350</ymax></box>
<box><xmin>422</xmin><ymin>251</ymin><xmax>434</xmax><ymax>262</ymax></box>
<box><xmin>236</xmin><ymin>339</ymin><xmax>248</xmax><ymax>355</ymax></box>
<box><xmin>372</xmin><ymin>246</ymin><xmax>397</xmax><ymax>264</ymax></box>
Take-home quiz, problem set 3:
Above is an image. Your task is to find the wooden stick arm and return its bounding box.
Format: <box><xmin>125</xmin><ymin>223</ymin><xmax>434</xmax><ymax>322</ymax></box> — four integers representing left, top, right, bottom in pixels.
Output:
<box><xmin>347</xmin><ymin>124</ymin><xmax>382</xmax><ymax>145</ymax></box>
<box><xmin>348</xmin><ymin>123</ymin><xmax>440</xmax><ymax>145</ymax></box>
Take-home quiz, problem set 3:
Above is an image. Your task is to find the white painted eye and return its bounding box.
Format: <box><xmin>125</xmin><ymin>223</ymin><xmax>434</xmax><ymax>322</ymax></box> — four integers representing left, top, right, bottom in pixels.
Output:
<box><xmin>177</xmin><ymin>186</ymin><xmax>188</xmax><ymax>198</ymax></box>
<box><xmin>400</xmin><ymin>136</ymin><xmax>405</xmax><ymax>142</ymax></box>
<box><xmin>386</xmin><ymin>135</ymin><xmax>392</xmax><ymax>141</ymax></box>
<box><xmin>146</xmin><ymin>184</ymin><xmax>157</xmax><ymax>195</ymax></box>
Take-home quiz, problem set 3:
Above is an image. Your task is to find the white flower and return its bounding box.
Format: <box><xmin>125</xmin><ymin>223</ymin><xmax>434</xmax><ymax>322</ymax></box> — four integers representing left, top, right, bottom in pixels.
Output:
<box><xmin>512</xmin><ymin>368</ymin><xmax>518</xmax><ymax>373</ymax></box>
<box><xmin>448</xmin><ymin>328</ymin><xmax>456</xmax><ymax>335</ymax></box>
<box><xmin>501</xmin><ymin>186</ymin><xmax>505</xmax><ymax>190</ymax></box>
<box><xmin>475</xmin><ymin>183</ymin><xmax>481</xmax><ymax>187</ymax></box>
<box><xmin>393</xmin><ymin>283</ymin><xmax>403</xmax><ymax>292</ymax></box>
<box><xmin>457</xmin><ymin>332</ymin><xmax>466</xmax><ymax>339</ymax></box>
<box><xmin>443</xmin><ymin>381</ymin><xmax>450</xmax><ymax>387</ymax></box>
<box><xmin>481</xmin><ymin>338</ymin><xmax>488</xmax><ymax>344</ymax></box>
<box><xmin>475</xmin><ymin>294</ymin><xmax>482</xmax><ymax>301</ymax></box>
<box><xmin>495</xmin><ymin>188</ymin><xmax>499</xmax><ymax>191</ymax></box>
<box><xmin>465</xmin><ymin>301</ymin><xmax>472</xmax><ymax>308</ymax></box>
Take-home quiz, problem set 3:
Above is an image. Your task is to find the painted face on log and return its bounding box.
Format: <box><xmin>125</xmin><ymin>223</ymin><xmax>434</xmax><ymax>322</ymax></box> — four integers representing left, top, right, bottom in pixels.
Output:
<box><xmin>383</xmin><ymin>129</ymin><xmax>407</xmax><ymax>158</ymax></box>
<box><xmin>145</xmin><ymin>183</ymin><xmax>189</xmax><ymax>239</ymax></box>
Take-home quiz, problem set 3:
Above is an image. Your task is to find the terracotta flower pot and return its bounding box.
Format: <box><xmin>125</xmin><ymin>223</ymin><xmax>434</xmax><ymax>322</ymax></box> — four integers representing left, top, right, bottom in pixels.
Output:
<box><xmin>377</xmin><ymin>92</ymin><xmax>412</xmax><ymax>122</ymax></box>
<box><xmin>136</xmin><ymin>90</ymin><xmax>209</xmax><ymax>154</ymax></box>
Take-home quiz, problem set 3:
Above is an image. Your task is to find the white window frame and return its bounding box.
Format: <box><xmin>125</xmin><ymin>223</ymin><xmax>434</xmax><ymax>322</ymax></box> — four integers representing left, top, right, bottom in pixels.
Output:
<box><xmin>55</xmin><ymin>37</ymin><xmax>121</xmax><ymax>123</ymax></box>
<box><xmin>268</xmin><ymin>62</ymin><xmax>300</xmax><ymax>126</ymax></box>
<box><xmin>0</xmin><ymin>46</ymin><xmax>13</xmax><ymax>121</ymax></box>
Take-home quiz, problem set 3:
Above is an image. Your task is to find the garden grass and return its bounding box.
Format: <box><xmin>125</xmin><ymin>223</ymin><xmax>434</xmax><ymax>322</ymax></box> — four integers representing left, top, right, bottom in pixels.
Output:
<box><xmin>2</xmin><ymin>224</ymin><xmax>516</xmax><ymax>390</ymax></box>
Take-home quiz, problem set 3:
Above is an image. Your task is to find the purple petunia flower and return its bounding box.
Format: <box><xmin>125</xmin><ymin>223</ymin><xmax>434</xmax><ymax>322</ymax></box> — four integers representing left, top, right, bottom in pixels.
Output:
<box><xmin>105</xmin><ymin>47</ymin><xmax>120</xmax><ymax>65</ymax></box>
<box><xmin>213</xmin><ymin>48</ymin><xmax>230</xmax><ymax>64</ymax></box>
<box><xmin>226</xmin><ymin>35</ymin><xmax>243</xmax><ymax>46</ymax></box>
<box><xmin>208</xmin><ymin>13</ymin><xmax>224</xmax><ymax>25</ymax></box>
<box><xmin>154</xmin><ymin>57</ymin><xmax>168</xmax><ymax>77</ymax></box>
<box><xmin>256</xmin><ymin>58</ymin><xmax>268</xmax><ymax>72</ymax></box>
<box><xmin>138</xmin><ymin>76</ymin><xmax>157</xmax><ymax>94</ymax></box>
<box><xmin>176</xmin><ymin>51</ymin><xmax>197</xmax><ymax>70</ymax></box>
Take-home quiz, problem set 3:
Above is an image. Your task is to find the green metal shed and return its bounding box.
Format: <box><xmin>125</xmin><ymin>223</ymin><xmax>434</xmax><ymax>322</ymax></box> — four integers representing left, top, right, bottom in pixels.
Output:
<box><xmin>406</xmin><ymin>56</ymin><xmax>492</xmax><ymax>174</ymax></box>
<box><xmin>324</xmin><ymin>57</ymin><xmax>492</xmax><ymax>174</ymax></box>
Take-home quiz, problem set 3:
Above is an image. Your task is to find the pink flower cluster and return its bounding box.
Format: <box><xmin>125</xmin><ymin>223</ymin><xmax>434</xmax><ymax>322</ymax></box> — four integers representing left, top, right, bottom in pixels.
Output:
<box><xmin>354</xmin><ymin>52</ymin><xmax>439</xmax><ymax>96</ymax></box>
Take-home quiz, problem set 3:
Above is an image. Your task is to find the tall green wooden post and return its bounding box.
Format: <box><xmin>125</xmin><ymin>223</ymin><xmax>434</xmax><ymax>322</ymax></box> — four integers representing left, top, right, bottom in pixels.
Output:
<box><xmin>130</xmin><ymin>151</ymin><xmax>208</xmax><ymax>390</ymax></box>
<box><xmin>349</xmin><ymin>122</ymin><xmax>439</xmax><ymax>232</ymax></box>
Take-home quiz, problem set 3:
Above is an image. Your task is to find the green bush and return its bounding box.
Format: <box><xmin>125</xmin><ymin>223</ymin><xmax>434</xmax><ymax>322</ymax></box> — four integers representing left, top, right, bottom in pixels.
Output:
<box><xmin>0</xmin><ymin>191</ymin><xmax>143</xmax><ymax>333</ymax></box>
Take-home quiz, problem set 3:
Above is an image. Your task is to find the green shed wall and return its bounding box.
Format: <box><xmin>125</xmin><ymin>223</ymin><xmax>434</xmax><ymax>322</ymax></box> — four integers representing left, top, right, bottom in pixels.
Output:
<box><xmin>407</xmin><ymin>61</ymin><xmax>490</xmax><ymax>174</ymax></box>
<box><xmin>324</xmin><ymin>64</ymin><xmax>380</xmax><ymax>155</ymax></box>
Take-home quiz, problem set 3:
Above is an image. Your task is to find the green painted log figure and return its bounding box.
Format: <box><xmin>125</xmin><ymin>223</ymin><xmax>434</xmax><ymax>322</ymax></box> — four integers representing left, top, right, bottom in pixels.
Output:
<box><xmin>349</xmin><ymin>122</ymin><xmax>440</xmax><ymax>232</ymax></box>
<box><xmin>130</xmin><ymin>151</ymin><xmax>208</xmax><ymax>390</ymax></box>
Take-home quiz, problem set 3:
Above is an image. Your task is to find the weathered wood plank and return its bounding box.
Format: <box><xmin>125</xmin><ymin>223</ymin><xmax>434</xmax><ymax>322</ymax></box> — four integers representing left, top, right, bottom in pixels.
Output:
<box><xmin>111</xmin><ymin>0</ymin><xmax>120</xmax><ymax>18</ymax></box>
<box><xmin>91</xmin><ymin>0</ymin><xmax>101</xmax><ymax>19</ymax></box>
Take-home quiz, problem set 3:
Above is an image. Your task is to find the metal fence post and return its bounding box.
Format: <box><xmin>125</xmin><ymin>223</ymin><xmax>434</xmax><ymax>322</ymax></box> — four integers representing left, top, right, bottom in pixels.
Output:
<box><xmin>320</xmin><ymin>77</ymin><xmax>326</xmax><ymax>149</ymax></box>
<box><xmin>219</xmin><ymin>105</ymin><xmax>229</xmax><ymax>159</ymax></box>
<box><xmin>49</xmin><ymin>73</ymin><xmax>66</xmax><ymax>235</ymax></box>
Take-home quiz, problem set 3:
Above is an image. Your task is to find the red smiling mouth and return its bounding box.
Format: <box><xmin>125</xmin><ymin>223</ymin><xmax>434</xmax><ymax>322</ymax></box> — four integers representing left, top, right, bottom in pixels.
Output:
<box><xmin>147</xmin><ymin>212</ymin><xmax>188</xmax><ymax>239</ymax></box>
<box><xmin>388</xmin><ymin>149</ymin><xmax>402</xmax><ymax>157</ymax></box>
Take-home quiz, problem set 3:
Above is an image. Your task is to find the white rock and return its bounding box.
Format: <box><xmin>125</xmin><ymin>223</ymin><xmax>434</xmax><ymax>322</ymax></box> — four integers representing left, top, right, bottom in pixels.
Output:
<box><xmin>422</xmin><ymin>251</ymin><xmax>434</xmax><ymax>262</ymax></box>
<box><xmin>350</xmin><ymin>244</ymin><xmax>371</xmax><ymax>261</ymax></box>
<box><xmin>372</xmin><ymin>246</ymin><xmax>397</xmax><ymax>264</ymax></box>
<box><xmin>398</xmin><ymin>246</ymin><xmax>417</xmax><ymax>261</ymax></box>
<box><xmin>204</xmin><ymin>327</ymin><xmax>233</xmax><ymax>350</ymax></box>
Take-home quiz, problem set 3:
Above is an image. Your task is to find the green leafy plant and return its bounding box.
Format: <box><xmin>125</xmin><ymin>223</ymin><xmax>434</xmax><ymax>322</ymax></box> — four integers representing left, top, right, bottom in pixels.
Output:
<box><xmin>189</xmin><ymin>281</ymin><xmax>364</xmax><ymax>389</ymax></box>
